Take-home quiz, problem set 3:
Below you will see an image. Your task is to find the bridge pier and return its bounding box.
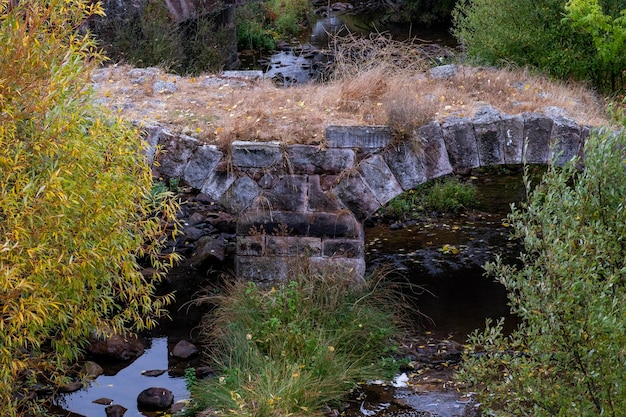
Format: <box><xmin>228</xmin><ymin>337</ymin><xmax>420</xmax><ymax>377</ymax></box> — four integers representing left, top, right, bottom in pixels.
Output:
<box><xmin>149</xmin><ymin>106</ymin><xmax>589</xmax><ymax>283</ymax></box>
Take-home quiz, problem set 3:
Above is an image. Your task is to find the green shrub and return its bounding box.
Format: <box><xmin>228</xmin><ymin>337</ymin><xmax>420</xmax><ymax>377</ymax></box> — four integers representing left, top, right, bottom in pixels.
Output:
<box><xmin>457</xmin><ymin>128</ymin><xmax>626</xmax><ymax>416</ymax></box>
<box><xmin>452</xmin><ymin>0</ymin><xmax>626</xmax><ymax>90</ymax></box>
<box><xmin>236</xmin><ymin>2</ymin><xmax>276</xmax><ymax>51</ymax></box>
<box><xmin>185</xmin><ymin>262</ymin><xmax>407</xmax><ymax>416</ymax></box>
<box><xmin>0</xmin><ymin>1</ymin><xmax>179</xmax><ymax>414</ymax></box>
<box><xmin>381</xmin><ymin>177</ymin><xmax>478</xmax><ymax>220</ymax></box>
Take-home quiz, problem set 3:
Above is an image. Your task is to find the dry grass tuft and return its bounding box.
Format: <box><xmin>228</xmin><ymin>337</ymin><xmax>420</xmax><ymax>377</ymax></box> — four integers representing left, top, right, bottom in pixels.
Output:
<box><xmin>92</xmin><ymin>37</ymin><xmax>610</xmax><ymax>149</ymax></box>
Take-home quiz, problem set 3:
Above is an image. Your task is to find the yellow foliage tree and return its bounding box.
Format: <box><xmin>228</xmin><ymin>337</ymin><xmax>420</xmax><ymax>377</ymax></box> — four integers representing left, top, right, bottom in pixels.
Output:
<box><xmin>0</xmin><ymin>0</ymin><xmax>179</xmax><ymax>413</ymax></box>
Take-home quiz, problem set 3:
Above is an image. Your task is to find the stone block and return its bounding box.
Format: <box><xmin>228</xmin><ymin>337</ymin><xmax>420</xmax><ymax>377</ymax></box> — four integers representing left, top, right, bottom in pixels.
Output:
<box><xmin>237</xmin><ymin>210</ymin><xmax>362</xmax><ymax>239</ymax></box>
<box><xmin>500</xmin><ymin>114</ymin><xmax>525</xmax><ymax>165</ymax></box>
<box><xmin>523</xmin><ymin>113</ymin><xmax>552</xmax><ymax>164</ymax></box>
<box><xmin>325</xmin><ymin>125</ymin><xmax>392</xmax><ymax>151</ymax></box>
<box><xmin>473</xmin><ymin>106</ymin><xmax>504</xmax><ymax>166</ymax></box>
<box><xmin>417</xmin><ymin>121</ymin><xmax>453</xmax><ymax>180</ymax></box>
<box><xmin>307</xmin><ymin>176</ymin><xmax>345</xmax><ymax>212</ymax></box>
<box><xmin>156</xmin><ymin>131</ymin><xmax>199</xmax><ymax>178</ymax></box>
<box><xmin>322</xmin><ymin>239</ymin><xmax>363</xmax><ymax>258</ymax></box>
<box><xmin>258</xmin><ymin>175</ymin><xmax>308</xmax><ymax>212</ymax></box>
<box><xmin>442</xmin><ymin>117</ymin><xmax>479</xmax><ymax>173</ymax></box>
<box><xmin>384</xmin><ymin>141</ymin><xmax>428</xmax><ymax>191</ymax></box>
<box><xmin>236</xmin><ymin>235</ymin><xmax>265</xmax><ymax>256</ymax></box>
<box><xmin>285</xmin><ymin>144</ymin><xmax>356</xmax><ymax>174</ymax></box>
<box><xmin>333</xmin><ymin>174</ymin><xmax>383</xmax><ymax>220</ymax></box>
<box><xmin>141</xmin><ymin>124</ymin><xmax>162</xmax><ymax>166</ymax></box>
<box><xmin>183</xmin><ymin>144</ymin><xmax>223</xmax><ymax>189</ymax></box>
<box><xmin>266</xmin><ymin>236</ymin><xmax>322</xmax><ymax>256</ymax></box>
<box><xmin>358</xmin><ymin>154</ymin><xmax>404</xmax><ymax>206</ymax></box>
<box><xmin>550</xmin><ymin>116</ymin><xmax>582</xmax><ymax>166</ymax></box>
<box><xmin>201</xmin><ymin>171</ymin><xmax>235</xmax><ymax>202</ymax></box>
<box><xmin>219</xmin><ymin>176</ymin><xmax>260</xmax><ymax>213</ymax></box>
<box><xmin>235</xmin><ymin>256</ymin><xmax>288</xmax><ymax>284</ymax></box>
<box><xmin>232</xmin><ymin>141</ymin><xmax>282</xmax><ymax>168</ymax></box>
<box><xmin>309</xmin><ymin>257</ymin><xmax>366</xmax><ymax>282</ymax></box>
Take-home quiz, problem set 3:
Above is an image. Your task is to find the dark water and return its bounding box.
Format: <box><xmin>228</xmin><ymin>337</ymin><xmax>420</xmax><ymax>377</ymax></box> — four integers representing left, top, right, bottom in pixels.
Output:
<box><xmin>366</xmin><ymin>172</ymin><xmax>527</xmax><ymax>341</ymax></box>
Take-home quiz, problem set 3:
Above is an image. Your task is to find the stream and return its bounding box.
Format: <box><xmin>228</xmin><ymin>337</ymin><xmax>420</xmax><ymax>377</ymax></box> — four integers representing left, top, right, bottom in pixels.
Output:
<box><xmin>51</xmin><ymin>169</ymin><xmax>528</xmax><ymax>416</ymax></box>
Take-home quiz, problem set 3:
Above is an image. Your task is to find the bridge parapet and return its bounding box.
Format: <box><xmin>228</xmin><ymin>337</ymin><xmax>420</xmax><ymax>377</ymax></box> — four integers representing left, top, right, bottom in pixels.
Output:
<box><xmin>147</xmin><ymin>106</ymin><xmax>590</xmax><ymax>282</ymax></box>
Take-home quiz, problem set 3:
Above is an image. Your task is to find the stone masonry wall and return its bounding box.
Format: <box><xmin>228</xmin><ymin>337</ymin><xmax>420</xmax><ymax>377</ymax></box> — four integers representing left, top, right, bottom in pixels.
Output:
<box><xmin>147</xmin><ymin>105</ymin><xmax>590</xmax><ymax>282</ymax></box>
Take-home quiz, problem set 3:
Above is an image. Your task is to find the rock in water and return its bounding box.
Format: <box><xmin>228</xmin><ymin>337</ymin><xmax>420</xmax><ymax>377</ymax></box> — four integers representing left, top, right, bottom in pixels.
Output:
<box><xmin>137</xmin><ymin>387</ymin><xmax>174</xmax><ymax>410</ymax></box>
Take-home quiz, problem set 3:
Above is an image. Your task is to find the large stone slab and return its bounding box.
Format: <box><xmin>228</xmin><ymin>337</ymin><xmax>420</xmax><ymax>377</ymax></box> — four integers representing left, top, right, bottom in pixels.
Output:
<box><xmin>523</xmin><ymin>113</ymin><xmax>553</xmax><ymax>164</ymax></box>
<box><xmin>232</xmin><ymin>141</ymin><xmax>282</xmax><ymax>168</ymax></box>
<box><xmin>550</xmin><ymin>116</ymin><xmax>582</xmax><ymax>166</ymax></box>
<box><xmin>266</xmin><ymin>236</ymin><xmax>322</xmax><ymax>257</ymax></box>
<box><xmin>183</xmin><ymin>144</ymin><xmax>223</xmax><ymax>189</ymax></box>
<box><xmin>307</xmin><ymin>176</ymin><xmax>345</xmax><ymax>212</ymax></box>
<box><xmin>417</xmin><ymin>121</ymin><xmax>453</xmax><ymax>180</ymax></box>
<box><xmin>384</xmin><ymin>140</ymin><xmax>428</xmax><ymax>191</ymax></box>
<box><xmin>219</xmin><ymin>176</ymin><xmax>260</xmax><ymax>213</ymax></box>
<box><xmin>285</xmin><ymin>144</ymin><xmax>356</xmax><ymax>174</ymax></box>
<box><xmin>309</xmin><ymin>257</ymin><xmax>366</xmax><ymax>283</ymax></box>
<box><xmin>358</xmin><ymin>154</ymin><xmax>404</xmax><ymax>206</ymax></box>
<box><xmin>325</xmin><ymin>125</ymin><xmax>392</xmax><ymax>151</ymax></box>
<box><xmin>237</xmin><ymin>210</ymin><xmax>362</xmax><ymax>238</ymax></box>
<box><xmin>442</xmin><ymin>116</ymin><xmax>479</xmax><ymax>173</ymax></box>
<box><xmin>473</xmin><ymin>106</ymin><xmax>504</xmax><ymax>166</ymax></box>
<box><xmin>156</xmin><ymin>131</ymin><xmax>199</xmax><ymax>178</ymax></box>
<box><xmin>201</xmin><ymin>171</ymin><xmax>235</xmax><ymax>201</ymax></box>
<box><xmin>500</xmin><ymin>113</ymin><xmax>525</xmax><ymax>164</ymax></box>
<box><xmin>322</xmin><ymin>238</ymin><xmax>363</xmax><ymax>258</ymax></box>
<box><xmin>235</xmin><ymin>256</ymin><xmax>289</xmax><ymax>284</ymax></box>
<box><xmin>333</xmin><ymin>174</ymin><xmax>383</xmax><ymax>220</ymax></box>
<box><xmin>257</xmin><ymin>175</ymin><xmax>308</xmax><ymax>212</ymax></box>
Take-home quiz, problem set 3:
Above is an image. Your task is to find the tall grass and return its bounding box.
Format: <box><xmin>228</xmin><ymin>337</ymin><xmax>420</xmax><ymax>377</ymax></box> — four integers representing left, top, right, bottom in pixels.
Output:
<box><xmin>185</xmin><ymin>261</ymin><xmax>409</xmax><ymax>416</ymax></box>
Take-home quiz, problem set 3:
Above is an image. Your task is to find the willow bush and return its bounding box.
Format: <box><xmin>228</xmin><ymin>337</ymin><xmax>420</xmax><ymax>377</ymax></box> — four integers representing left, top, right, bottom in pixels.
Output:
<box><xmin>458</xmin><ymin>128</ymin><xmax>626</xmax><ymax>416</ymax></box>
<box><xmin>0</xmin><ymin>1</ymin><xmax>179</xmax><ymax>414</ymax></box>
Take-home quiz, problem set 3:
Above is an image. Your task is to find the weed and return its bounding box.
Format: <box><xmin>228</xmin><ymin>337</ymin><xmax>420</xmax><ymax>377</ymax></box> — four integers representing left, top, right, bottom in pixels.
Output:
<box><xmin>185</xmin><ymin>262</ymin><xmax>410</xmax><ymax>416</ymax></box>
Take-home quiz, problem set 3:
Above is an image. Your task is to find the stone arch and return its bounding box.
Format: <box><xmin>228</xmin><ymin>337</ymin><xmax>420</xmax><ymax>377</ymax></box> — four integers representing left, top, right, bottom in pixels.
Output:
<box><xmin>148</xmin><ymin>105</ymin><xmax>589</xmax><ymax>282</ymax></box>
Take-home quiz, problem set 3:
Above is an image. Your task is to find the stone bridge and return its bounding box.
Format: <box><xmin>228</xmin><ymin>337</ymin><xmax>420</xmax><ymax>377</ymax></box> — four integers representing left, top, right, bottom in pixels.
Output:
<box><xmin>146</xmin><ymin>106</ymin><xmax>589</xmax><ymax>282</ymax></box>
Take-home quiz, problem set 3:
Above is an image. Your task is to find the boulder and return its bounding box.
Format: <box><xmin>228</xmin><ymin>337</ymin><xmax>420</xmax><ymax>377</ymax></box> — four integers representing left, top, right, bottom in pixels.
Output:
<box><xmin>105</xmin><ymin>404</ymin><xmax>128</xmax><ymax>417</ymax></box>
<box><xmin>172</xmin><ymin>340</ymin><xmax>199</xmax><ymax>359</ymax></box>
<box><xmin>137</xmin><ymin>387</ymin><xmax>174</xmax><ymax>410</ymax></box>
<box><xmin>86</xmin><ymin>334</ymin><xmax>144</xmax><ymax>361</ymax></box>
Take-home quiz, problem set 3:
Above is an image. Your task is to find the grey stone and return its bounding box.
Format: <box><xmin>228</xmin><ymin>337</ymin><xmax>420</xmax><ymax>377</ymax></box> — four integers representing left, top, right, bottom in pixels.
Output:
<box><xmin>137</xmin><ymin>387</ymin><xmax>174</xmax><ymax>410</ymax></box>
<box><xmin>550</xmin><ymin>116</ymin><xmax>582</xmax><ymax>166</ymax></box>
<box><xmin>417</xmin><ymin>121</ymin><xmax>453</xmax><ymax>180</ymax></box>
<box><xmin>429</xmin><ymin>64</ymin><xmax>458</xmax><ymax>79</ymax></box>
<box><xmin>235</xmin><ymin>256</ymin><xmax>289</xmax><ymax>284</ymax></box>
<box><xmin>309</xmin><ymin>257</ymin><xmax>366</xmax><ymax>282</ymax></box>
<box><xmin>307</xmin><ymin>176</ymin><xmax>344</xmax><ymax>211</ymax></box>
<box><xmin>442</xmin><ymin>116</ymin><xmax>479</xmax><ymax>172</ymax></box>
<box><xmin>141</xmin><ymin>124</ymin><xmax>162</xmax><ymax>166</ymax></box>
<box><xmin>221</xmin><ymin>70</ymin><xmax>264</xmax><ymax>80</ymax></box>
<box><xmin>172</xmin><ymin>340</ymin><xmax>199</xmax><ymax>359</ymax></box>
<box><xmin>333</xmin><ymin>174</ymin><xmax>383</xmax><ymax>220</ymax></box>
<box><xmin>266</xmin><ymin>236</ymin><xmax>322</xmax><ymax>256</ymax></box>
<box><xmin>220</xmin><ymin>176</ymin><xmax>260</xmax><ymax>213</ymax></box>
<box><xmin>183</xmin><ymin>144</ymin><xmax>223</xmax><ymax>189</ymax></box>
<box><xmin>188</xmin><ymin>234</ymin><xmax>225</xmax><ymax>267</ymax></box>
<box><xmin>156</xmin><ymin>132</ymin><xmax>198</xmax><ymax>178</ymax></box>
<box><xmin>152</xmin><ymin>81</ymin><xmax>178</xmax><ymax>94</ymax></box>
<box><xmin>285</xmin><ymin>144</ymin><xmax>356</xmax><ymax>174</ymax></box>
<box><xmin>259</xmin><ymin>175</ymin><xmax>308</xmax><ymax>212</ymax></box>
<box><xmin>523</xmin><ymin>113</ymin><xmax>553</xmax><ymax>164</ymax></box>
<box><xmin>500</xmin><ymin>113</ymin><xmax>525</xmax><ymax>164</ymax></box>
<box><xmin>232</xmin><ymin>141</ymin><xmax>282</xmax><ymax>168</ymax></box>
<box><xmin>237</xmin><ymin>211</ymin><xmax>362</xmax><ymax>239</ymax></box>
<box><xmin>358</xmin><ymin>154</ymin><xmax>404</xmax><ymax>206</ymax></box>
<box><xmin>325</xmin><ymin>125</ymin><xmax>392</xmax><ymax>151</ymax></box>
<box><xmin>182</xmin><ymin>226</ymin><xmax>204</xmax><ymax>242</ymax></box>
<box><xmin>201</xmin><ymin>171</ymin><xmax>236</xmax><ymax>202</ymax></box>
<box><xmin>237</xmin><ymin>235</ymin><xmax>265</xmax><ymax>256</ymax></box>
<box><xmin>82</xmin><ymin>361</ymin><xmax>103</xmax><ymax>378</ymax></box>
<box><xmin>86</xmin><ymin>334</ymin><xmax>144</xmax><ymax>361</ymax></box>
<box><xmin>384</xmin><ymin>140</ymin><xmax>428</xmax><ymax>191</ymax></box>
<box><xmin>258</xmin><ymin>173</ymin><xmax>275</xmax><ymax>189</ymax></box>
<box><xmin>473</xmin><ymin>106</ymin><xmax>504</xmax><ymax>166</ymax></box>
<box><xmin>105</xmin><ymin>404</ymin><xmax>128</xmax><ymax>417</ymax></box>
<box><xmin>58</xmin><ymin>381</ymin><xmax>83</xmax><ymax>393</ymax></box>
<box><xmin>322</xmin><ymin>239</ymin><xmax>363</xmax><ymax>258</ymax></box>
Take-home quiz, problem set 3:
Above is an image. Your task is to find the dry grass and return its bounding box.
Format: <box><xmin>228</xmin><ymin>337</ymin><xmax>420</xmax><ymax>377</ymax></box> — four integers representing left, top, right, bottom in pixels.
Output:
<box><xmin>92</xmin><ymin>38</ymin><xmax>610</xmax><ymax>149</ymax></box>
